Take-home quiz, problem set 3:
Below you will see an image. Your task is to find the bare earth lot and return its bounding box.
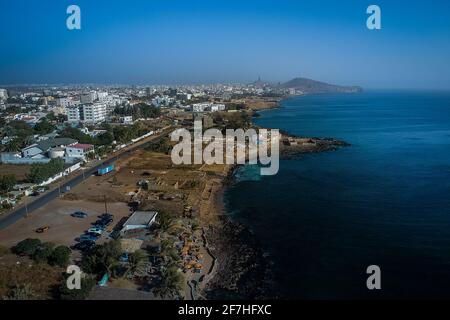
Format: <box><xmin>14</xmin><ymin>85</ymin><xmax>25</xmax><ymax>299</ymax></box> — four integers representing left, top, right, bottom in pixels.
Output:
<box><xmin>0</xmin><ymin>164</ymin><xmax>31</xmax><ymax>182</ymax></box>
<box><xmin>0</xmin><ymin>147</ymin><xmax>229</xmax><ymax>300</ymax></box>
<box><xmin>0</xmin><ymin>198</ymin><xmax>130</xmax><ymax>248</ymax></box>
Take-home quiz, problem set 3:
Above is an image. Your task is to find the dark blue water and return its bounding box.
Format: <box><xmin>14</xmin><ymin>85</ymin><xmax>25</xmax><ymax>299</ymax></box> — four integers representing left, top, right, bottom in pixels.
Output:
<box><xmin>224</xmin><ymin>91</ymin><xmax>450</xmax><ymax>299</ymax></box>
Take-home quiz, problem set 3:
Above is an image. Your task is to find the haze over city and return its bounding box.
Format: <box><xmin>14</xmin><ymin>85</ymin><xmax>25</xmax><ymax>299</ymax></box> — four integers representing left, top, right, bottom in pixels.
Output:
<box><xmin>1</xmin><ymin>0</ymin><xmax>450</xmax><ymax>89</ymax></box>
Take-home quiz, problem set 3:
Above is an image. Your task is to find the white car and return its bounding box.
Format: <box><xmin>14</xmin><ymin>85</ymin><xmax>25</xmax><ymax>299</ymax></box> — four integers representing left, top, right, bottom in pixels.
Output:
<box><xmin>87</xmin><ymin>227</ymin><xmax>103</xmax><ymax>235</ymax></box>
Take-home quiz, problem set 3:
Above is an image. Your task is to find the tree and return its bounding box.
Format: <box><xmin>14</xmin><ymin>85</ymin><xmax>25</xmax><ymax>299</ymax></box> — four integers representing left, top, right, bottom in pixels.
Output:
<box><xmin>127</xmin><ymin>250</ymin><xmax>147</xmax><ymax>275</ymax></box>
<box><xmin>157</xmin><ymin>212</ymin><xmax>175</xmax><ymax>232</ymax></box>
<box><xmin>160</xmin><ymin>240</ymin><xmax>180</xmax><ymax>263</ymax></box>
<box><xmin>46</xmin><ymin>112</ymin><xmax>56</xmax><ymax>122</ymax></box>
<box><xmin>5</xmin><ymin>138</ymin><xmax>22</xmax><ymax>152</ymax></box>
<box><xmin>59</xmin><ymin>127</ymin><xmax>96</xmax><ymax>145</ymax></box>
<box><xmin>97</xmin><ymin>132</ymin><xmax>114</xmax><ymax>146</ymax></box>
<box><xmin>59</xmin><ymin>276</ymin><xmax>96</xmax><ymax>300</ymax></box>
<box><xmin>8</xmin><ymin>120</ymin><xmax>34</xmax><ymax>137</ymax></box>
<box><xmin>48</xmin><ymin>245</ymin><xmax>71</xmax><ymax>267</ymax></box>
<box><xmin>113</xmin><ymin>103</ymin><xmax>161</xmax><ymax>120</ymax></box>
<box><xmin>82</xmin><ymin>240</ymin><xmax>122</xmax><ymax>276</ymax></box>
<box><xmin>26</xmin><ymin>158</ymin><xmax>65</xmax><ymax>184</ymax></box>
<box><xmin>146</xmin><ymin>137</ymin><xmax>172</xmax><ymax>154</ymax></box>
<box><xmin>31</xmin><ymin>242</ymin><xmax>55</xmax><ymax>263</ymax></box>
<box><xmin>0</xmin><ymin>174</ymin><xmax>17</xmax><ymax>194</ymax></box>
<box><xmin>2</xmin><ymin>284</ymin><xmax>35</xmax><ymax>300</ymax></box>
<box><xmin>153</xmin><ymin>266</ymin><xmax>184</xmax><ymax>299</ymax></box>
<box><xmin>34</xmin><ymin>119</ymin><xmax>55</xmax><ymax>134</ymax></box>
<box><xmin>12</xmin><ymin>239</ymin><xmax>42</xmax><ymax>256</ymax></box>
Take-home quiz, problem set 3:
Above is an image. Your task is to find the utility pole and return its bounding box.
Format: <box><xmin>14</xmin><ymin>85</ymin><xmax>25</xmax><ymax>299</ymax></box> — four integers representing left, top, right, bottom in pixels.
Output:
<box><xmin>104</xmin><ymin>195</ymin><xmax>108</xmax><ymax>214</ymax></box>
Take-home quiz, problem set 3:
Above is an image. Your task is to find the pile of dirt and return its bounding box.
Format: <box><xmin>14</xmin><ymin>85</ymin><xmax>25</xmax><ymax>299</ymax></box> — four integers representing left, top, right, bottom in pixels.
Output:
<box><xmin>62</xmin><ymin>193</ymin><xmax>79</xmax><ymax>201</ymax></box>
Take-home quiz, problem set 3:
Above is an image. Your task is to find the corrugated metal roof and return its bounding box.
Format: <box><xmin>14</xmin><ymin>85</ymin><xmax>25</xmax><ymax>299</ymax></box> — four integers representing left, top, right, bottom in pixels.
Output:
<box><xmin>35</xmin><ymin>138</ymin><xmax>77</xmax><ymax>152</ymax></box>
<box><xmin>123</xmin><ymin>211</ymin><xmax>158</xmax><ymax>227</ymax></box>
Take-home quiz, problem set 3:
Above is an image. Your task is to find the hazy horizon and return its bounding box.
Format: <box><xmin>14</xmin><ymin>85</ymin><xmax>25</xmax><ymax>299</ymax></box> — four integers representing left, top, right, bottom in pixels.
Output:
<box><xmin>1</xmin><ymin>0</ymin><xmax>449</xmax><ymax>89</ymax></box>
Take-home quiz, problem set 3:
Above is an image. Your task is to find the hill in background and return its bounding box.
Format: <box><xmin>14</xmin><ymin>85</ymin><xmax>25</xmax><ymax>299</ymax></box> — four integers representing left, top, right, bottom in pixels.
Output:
<box><xmin>279</xmin><ymin>77</ymin><xmax>362</xmax><ymax>93</ymax></box>
<box><xmin>250</xmin><ymin>76</ymin><xmax>363</xmax><ymax>93</ymax></box>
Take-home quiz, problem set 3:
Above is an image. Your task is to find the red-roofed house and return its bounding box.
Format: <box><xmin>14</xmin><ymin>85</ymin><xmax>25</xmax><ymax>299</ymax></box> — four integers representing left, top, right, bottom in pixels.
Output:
<box><xmin>66</xmin><ymin>143</ymin><xmax>95</xmax><ymax>160</ymax></box>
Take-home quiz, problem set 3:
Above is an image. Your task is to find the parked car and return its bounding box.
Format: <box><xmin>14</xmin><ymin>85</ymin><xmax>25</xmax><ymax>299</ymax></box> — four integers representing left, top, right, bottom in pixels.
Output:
<box><xmin>85</xmin><ymin>231</ymin><xmax>101</xmax><ymax>238</ymax></box>
<box><xmin>99</xmin><ymin>213</ymin><xmax>113</xmax><ymax>219</ymax></box>
<box><xmin>101</xmin><ymin>217</ymin><xmax>113</xmax><ymax>224</ymax></box>
<box><xmin>94</xmin><ymin>217</ymin><xmax>113</xmax><ymax>227</ymax></box>
<box><xmin>92</xmin><ymin>223</ymin><xmax>106</xmax><ymax>231</ymax></box>
<box><xmin>72</xmin><ymin>241</ymin><xmax>95</xmax><ymax>251</ymax></box>
<box><xmin>36</xmin><ymin>226</ymin><xmax>50</xmax><ymax>233</ymax></box>
<box><xmin>77</xmin><ymin>235</ymin><xmax>98</xmax><ymax>242</ymax></box>
<box><xmin>87</xmin><ymin>227</ymin><xmax>103</xmax><ymax>235</ymax></box>
<box><xmin>93</xmin><ymin>220</ymin><xmax>104</xmax><ymax>227</ymax></box>
<box><xmin>71</xmin><ymin>211</ymin><xmax>88</xmax><ymax>218</ymax></box>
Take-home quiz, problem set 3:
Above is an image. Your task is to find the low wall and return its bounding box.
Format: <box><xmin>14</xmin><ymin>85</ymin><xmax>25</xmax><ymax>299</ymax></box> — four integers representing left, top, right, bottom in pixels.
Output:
<box><xmin>39</xmin><ymin>162</ymin><xmax>82</xmax><ymax>186</ymax></box>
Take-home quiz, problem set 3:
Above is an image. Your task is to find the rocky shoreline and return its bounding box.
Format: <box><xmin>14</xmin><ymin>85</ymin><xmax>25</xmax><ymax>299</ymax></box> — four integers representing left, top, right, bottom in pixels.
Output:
<box><xmin>201</xmin><ymin>97</ymin><xmax>350</xmax><ymax>300</ymax></box>
<box><xmin>203</xmin><ymin>216</ymin><xmax>277</xmax><ymax>300</ymax></box>
<box><xmin>197</xmin><ymin>164</ymin><xmax>274</xmax><ymax>299</ymax></box>
<box><xmin>280</xmin><ymin>137</ymin><xmax>350</xmax><ymax>159</ymax></box>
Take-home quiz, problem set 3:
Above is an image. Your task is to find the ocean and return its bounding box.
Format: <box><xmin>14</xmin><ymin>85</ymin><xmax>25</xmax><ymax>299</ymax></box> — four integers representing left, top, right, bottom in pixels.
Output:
<box><xmin>224</xmin><ymin>91</ymin><xmax>450</xmax><ymax>299</ymax></box>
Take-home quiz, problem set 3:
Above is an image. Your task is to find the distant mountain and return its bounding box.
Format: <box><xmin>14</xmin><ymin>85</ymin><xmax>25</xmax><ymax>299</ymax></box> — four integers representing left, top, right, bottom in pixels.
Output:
<box><xmin>278</xmin><ymin>77</ymin><xmax>362</xmax><ymax>93</ymax></box>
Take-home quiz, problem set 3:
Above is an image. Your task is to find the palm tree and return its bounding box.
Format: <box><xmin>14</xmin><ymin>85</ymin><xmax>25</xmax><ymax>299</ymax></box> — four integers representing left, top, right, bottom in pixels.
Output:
<box><xmin>126</xmin><ymin>250</ymin><xmax>147</xmax><ymax>276</ymax></box>
<box><xmin>153</xmin><ymin>266</ymin><xmax>184</xmax><ymax>299</ymax></box>
<box><xmin>5</xmin><ymin>139</ymin><xmax>21</xmax><ymax>152</ymax></box>
<box><xmin>158</xmin><ymin>212</ymin><xmax>174</xmax><ymax>232</ymax></box>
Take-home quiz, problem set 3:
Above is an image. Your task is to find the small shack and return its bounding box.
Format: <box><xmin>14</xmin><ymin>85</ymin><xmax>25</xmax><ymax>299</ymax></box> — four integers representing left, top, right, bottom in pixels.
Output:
<box><xmin>120</xmin><ymin>211</ymin><xmax>158</xmax><ymax>235</ymax></box>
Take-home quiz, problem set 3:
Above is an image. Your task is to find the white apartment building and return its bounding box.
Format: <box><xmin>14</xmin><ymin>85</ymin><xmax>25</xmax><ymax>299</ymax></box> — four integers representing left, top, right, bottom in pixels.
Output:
<box><xmin>192</xmin><ymin>103</ymin><xmax>209</xmax><ymax>112</ymax></box>
<box><xmin>208</xmin><ymin>104</ymin><xmax>226</xmax><ymax>112</ymax></box>
<box><xmin>120</xmin><ymin>116</ymin><xmax>133</xmax><ymax>125</ymax></box>
<box><xmin>67</xmin><ymin>103</ymin><xmax>107</xmax><ymax>124</ymax></box>
<box><xmin>0</xmin><ymin>89</ymin><xmax>9</xmax><ymax>101</ymax></box>
<box><xmin>97</xmin><ymin>91</ymin><xmax>108</xmax><ymax>102</ymax></box>
<box><xmin>191</xmin><ymin>103</ymin><xmax>226</xmax><ymax>113</ymax></box>
<box><xmin>67</xmin><ymin>106</ymin><xmax>82</xmax><ymax>122</ymax></box>
<box><xmin>80</xmin><ymin>91</ymin><xmax>97</xmax><ymax>104</ymax></box>
<box><xmin>55</xmin><ymin>97</ymin><xmax>73</xmax><ymax>108</ymax></box>
<box><xmin>83</xmin><ymin>103</ymin><xmax>107</xmax><ymax>123</ymax></box>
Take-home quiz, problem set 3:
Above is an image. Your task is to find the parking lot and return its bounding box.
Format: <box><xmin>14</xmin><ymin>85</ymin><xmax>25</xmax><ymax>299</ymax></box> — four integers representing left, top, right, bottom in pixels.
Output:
<box><xmin>0</xmin><ymin>198</ymin><xmax>131</xmax><ymax>248</ymax></box>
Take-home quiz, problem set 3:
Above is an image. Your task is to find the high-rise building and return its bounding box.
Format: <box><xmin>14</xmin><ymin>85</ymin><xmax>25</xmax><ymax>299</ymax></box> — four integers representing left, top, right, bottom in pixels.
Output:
<box><xmin>82</xmin><ymin>103</ymin><xmax>107</xmax><ymax>123</ymax></box>
<box><xmin>67</xmin><ymin>106</ymin><xmax>82</xmax><ymax>122</ymax></box>
<box><xmin>97</xmin><ymin>91</ymin><xmax>108</xmax><ymax>102</ymax></box>
<box><xmin>80</xmin><ymin>91</ymin><xmax>97</xmax><ymax>104</ymax></box>
<box><xmin>67</xmin><ymin>103</ymin><xmax>107</xmax><ymax>124</ymax></box>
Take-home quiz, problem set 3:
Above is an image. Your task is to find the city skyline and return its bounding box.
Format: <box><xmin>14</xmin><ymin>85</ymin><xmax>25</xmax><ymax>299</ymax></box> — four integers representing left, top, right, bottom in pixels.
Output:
<box><xmin>1</xmin><ymin>0</ymin><xmax>450</xmax><ymax>89</ymax></box>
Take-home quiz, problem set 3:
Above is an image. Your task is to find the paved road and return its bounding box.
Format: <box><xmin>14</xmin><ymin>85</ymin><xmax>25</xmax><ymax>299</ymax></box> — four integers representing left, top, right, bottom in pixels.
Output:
<box><xmin>0</xmin><ymin>130</ymin><xmax>169</xmax><ymax>231</ymax></box>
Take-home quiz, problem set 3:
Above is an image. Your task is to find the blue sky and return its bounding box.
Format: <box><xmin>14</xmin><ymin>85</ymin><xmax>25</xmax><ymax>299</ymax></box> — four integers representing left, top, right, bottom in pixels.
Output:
<box><xmin>1</xmin><ymin>0</ymin><xmax>449</xmax><ymax>89</ymax></box>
